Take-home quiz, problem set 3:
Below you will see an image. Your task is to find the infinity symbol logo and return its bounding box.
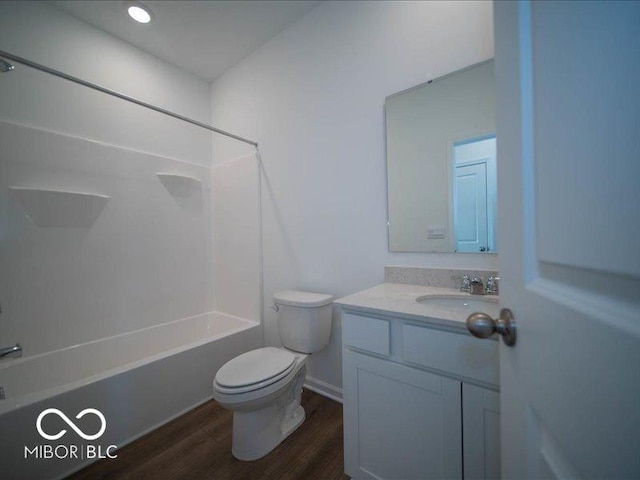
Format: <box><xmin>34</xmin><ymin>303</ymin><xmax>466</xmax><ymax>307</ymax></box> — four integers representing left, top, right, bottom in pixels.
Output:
<box><xmin>36</xmin><ymin>408</ymin><xmax>107</xmax><ymax>441</ymax></box>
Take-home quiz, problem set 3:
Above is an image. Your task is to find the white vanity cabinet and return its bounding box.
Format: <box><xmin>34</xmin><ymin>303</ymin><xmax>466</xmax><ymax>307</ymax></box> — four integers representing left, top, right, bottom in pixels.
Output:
<box><xmin>341</xmin><ymin>310</ymin><xmax>500</xmax><ymax>480</ymax></box>
<box><xmin>462</xmin><ymin>384</ymin><xmax>501</xmax><ymax>479</ymax></box>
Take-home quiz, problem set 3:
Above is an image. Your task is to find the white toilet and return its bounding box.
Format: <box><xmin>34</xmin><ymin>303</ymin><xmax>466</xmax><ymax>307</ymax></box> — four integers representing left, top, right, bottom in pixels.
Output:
<box><xmin>212</xmin><ymin>290</ymin><xmax>333</xmax><ymax>461</ymax></box>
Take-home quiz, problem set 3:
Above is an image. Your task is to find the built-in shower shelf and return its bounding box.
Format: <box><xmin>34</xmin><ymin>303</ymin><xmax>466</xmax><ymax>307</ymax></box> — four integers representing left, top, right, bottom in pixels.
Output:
<box><xmin>156</xmin><ymin>172</ymin><xmax>202</xmax><ymax>183</ymax></box>
<box><xmin>156</xmin><ymin>173</ymin><xmax>202</xmax><ymax>197</ymax></box>
<box><xmin>8</xmin><ymin>186</ymin><xmax>110</xmax><ymax>227</ymax></box>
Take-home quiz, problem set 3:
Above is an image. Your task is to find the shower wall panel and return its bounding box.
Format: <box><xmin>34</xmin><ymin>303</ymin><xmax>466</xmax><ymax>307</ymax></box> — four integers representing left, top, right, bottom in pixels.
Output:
<box><xmin>0</xmin><ymin>121</ymin><xmax>214</xmax><ymax>357</ymax></box>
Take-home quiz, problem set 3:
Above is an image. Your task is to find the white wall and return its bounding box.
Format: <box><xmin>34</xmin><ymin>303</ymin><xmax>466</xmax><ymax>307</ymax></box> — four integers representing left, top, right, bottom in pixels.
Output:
<box><xmin>209</xmin><ymin>0</ymin><xmax>497</xmax><ymax>393</ymax></box>
<box><xmin>0</xmin><ymin>1</ymin><xmax>218</xmax><ymax>356</ymax></box>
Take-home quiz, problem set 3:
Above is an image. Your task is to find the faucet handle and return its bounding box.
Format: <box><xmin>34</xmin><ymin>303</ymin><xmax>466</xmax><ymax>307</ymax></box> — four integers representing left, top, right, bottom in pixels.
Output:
<box><xmin>485</xmin><ymin>276</ymin><xmax>500</xmax><ymax>295</ymax></box>
<box><xmin>452</xmin><ymin>274</ymin><xmax>471</xmax><ymax>292</ymax></box>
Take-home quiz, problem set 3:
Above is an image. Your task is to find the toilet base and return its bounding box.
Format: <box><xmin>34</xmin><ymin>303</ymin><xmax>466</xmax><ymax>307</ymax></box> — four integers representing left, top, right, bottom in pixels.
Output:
<box><xmin>281</xmin><ymin>404</ymin><xmax>305</xmax><ymax>440</ymax></box>
<box><xmin>230</xmin><ymin>367</ymin><xmax>306</xmax><ymax>461</ymax></box>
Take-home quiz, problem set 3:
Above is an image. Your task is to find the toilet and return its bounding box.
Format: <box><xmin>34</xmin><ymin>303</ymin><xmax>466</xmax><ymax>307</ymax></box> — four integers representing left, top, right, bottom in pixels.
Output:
<box><xmin>212</xmin><ymin>290</ymin><xmax>333</xmax><ymax>461</ymax></box>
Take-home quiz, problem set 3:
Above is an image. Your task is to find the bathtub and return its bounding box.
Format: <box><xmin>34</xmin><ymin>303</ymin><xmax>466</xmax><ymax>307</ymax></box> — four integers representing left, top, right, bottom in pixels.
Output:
<box><xmin>0</xmin><ymin>311</ymin><xmax>262</xmax><ymax>480</ymax></box>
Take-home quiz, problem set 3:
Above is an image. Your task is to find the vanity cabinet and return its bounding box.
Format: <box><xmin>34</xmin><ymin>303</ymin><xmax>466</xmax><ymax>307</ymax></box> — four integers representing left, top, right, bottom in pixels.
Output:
<box><xmin>462</xmin><ymin>384</ymin><xmax>501</xmax><ymax>479</ymax></box>
<box><xmin>342</xmin><ymin>310</ymin><xmax>500</xmax><ymax>480</ymax></box>
<box><xmin>343</xmin><ymin>349</ymin><xmax>462</xmax><ymax>479</ymax></box>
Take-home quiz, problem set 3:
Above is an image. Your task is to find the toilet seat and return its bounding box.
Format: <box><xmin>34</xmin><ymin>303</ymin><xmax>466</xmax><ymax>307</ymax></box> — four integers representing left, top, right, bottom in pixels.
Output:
<box><xmin>214</xmin><ymin>347</ymin><xmax>296</xmax><ymax>395</ymax></box>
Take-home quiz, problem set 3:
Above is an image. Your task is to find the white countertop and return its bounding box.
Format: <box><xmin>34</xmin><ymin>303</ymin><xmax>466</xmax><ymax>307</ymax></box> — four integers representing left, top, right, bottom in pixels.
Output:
<box><xmin>335</xmin><ymin>283</ymin><xmax>500</xmax><ymax>331</ymax></box>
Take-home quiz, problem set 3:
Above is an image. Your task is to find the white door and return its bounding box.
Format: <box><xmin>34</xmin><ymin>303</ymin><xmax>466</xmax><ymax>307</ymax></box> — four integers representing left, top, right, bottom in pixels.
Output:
<box><xmin>454</xmin><ymin>162</ymin><xmax>488</xmax><ymax>253</ymax></box>
<box><xmin>494</xmin><ymin>1</ymin><xmax>640</xmax><ymax>478</ymax></box>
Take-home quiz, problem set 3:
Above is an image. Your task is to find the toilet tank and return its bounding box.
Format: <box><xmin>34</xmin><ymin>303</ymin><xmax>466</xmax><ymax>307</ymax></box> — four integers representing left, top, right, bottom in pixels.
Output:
<box><xmin>273</xmin><ymin>290</ymin><xmax>334</xmax><ymax>353</ymax></box>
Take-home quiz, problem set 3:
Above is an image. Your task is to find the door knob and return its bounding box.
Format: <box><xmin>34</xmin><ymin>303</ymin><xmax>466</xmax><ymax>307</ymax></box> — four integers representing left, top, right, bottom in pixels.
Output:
<box><xmin>466</xmin><ymin>308</ymin><xmax>516</xmax><ymax>346</ymax></box>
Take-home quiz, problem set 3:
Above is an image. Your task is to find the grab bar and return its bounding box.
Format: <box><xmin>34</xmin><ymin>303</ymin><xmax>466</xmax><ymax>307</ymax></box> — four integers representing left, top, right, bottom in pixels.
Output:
<box><xmin>0</xmin><ymin>343</ymin><xmax>22</xmax><ymax>358</ymax></box>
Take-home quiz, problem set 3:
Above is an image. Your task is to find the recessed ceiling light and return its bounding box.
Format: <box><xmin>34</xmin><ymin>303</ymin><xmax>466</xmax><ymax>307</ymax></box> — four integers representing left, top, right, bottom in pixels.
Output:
<box><xmin>126</xmin><ymin>2</ymin><xmax>153</xmax><ymax>24</ymax></box>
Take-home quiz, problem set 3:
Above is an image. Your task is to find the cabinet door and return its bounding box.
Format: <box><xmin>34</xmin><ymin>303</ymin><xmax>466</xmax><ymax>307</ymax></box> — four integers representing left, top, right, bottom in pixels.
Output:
<box><xmin>462</xmin><ymin>383</ymin><xmax>501</xmax><ymax>479</ymax></box>
<box><xmin>343</xmin><ymin>349</ymin><xmax>462</xmax><ymax>480</ymax></box>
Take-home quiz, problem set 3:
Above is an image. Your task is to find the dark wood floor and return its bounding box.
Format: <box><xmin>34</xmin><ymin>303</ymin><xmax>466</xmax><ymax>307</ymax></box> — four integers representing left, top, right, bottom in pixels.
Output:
<box><xmin>69</xmin><ymin>389</ymin><xmax>349</xmax><ymax>480</ymax></box>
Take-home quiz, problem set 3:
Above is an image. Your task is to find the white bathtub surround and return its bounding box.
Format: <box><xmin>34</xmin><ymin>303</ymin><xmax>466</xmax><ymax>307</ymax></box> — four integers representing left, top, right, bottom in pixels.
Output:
<box><xmin>0</xmin><ymin>121</ymin><xmax>215</xmax><ymax>357</ymax></box>
<box><xmin>0</xmin><ymin>123</ymin><xmax>263</xmax><ymax>478</ymax></box>
<box><xmin>0</xmin><ymin>313</ymin><xmax>261</xmax><ymax>480</ymax></box>
<box><xmin>385</xmin><ymin>266</ymin><xmax>498</xmax><ymax>289</ymax></box>
<box><xmin>0</xmin><ymin>0</ymin><xmax>219</xmax><ymax>358</ymax></box>
<box><xmin>211</xmin><ymin>154</ymin><xmax>262</xmax><ymax>322</ymax></box>
<box><xmin>0</xmin><ymin>3</ymin><xmax>264</xmax><ymax>479</ymax></box>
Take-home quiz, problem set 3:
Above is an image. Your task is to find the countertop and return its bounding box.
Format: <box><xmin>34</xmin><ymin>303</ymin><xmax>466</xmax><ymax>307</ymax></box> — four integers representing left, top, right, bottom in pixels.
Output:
<box><xmin>335</xmin><ymin>283</ymin><xmax>499</xmax><ymax>331</ymax></box>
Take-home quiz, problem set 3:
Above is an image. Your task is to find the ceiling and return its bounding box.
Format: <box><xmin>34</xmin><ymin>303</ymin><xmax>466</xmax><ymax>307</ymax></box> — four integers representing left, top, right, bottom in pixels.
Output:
<box><xmin>51</xmin><ymin>1</ymin><xmax>321</xmax><ymax>82</ymax></box>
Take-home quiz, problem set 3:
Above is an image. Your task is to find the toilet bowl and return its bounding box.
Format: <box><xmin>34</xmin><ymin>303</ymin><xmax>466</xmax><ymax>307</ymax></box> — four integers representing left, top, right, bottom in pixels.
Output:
<box><xmin>213</xmin><ymin>347</ymin><xmax>308</xmax><ymax>460</ymax></box>
<box><xmin>212</xmin><ymin>290</ymin><xmax>333</xmax><ymax>461</ymax></box>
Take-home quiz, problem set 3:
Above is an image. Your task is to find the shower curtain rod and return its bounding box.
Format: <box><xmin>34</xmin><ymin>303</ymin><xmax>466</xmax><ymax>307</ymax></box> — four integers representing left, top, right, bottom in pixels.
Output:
<box><xmin>0</xmin><ymin>50</ymin><xmax>258</xmax><ymax>147</ymax></box>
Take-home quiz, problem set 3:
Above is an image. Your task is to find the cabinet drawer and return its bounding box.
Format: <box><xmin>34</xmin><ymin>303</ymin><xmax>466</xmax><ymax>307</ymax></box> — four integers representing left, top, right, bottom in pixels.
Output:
<box><xmin>342</xmin><ymin>312</ymin><xmax>390</xmax><ymax>356</ymax></box>
<box><xmin>402</xmin><ymin>324</ymin><xmax>499</xmax><ymax>386</ymax></box>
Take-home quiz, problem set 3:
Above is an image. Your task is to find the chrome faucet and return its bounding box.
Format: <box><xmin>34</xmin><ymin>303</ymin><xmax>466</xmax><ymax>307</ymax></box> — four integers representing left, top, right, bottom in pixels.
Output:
<box><xmin>0</xmin><ymin>343</ymin><xmax>22</xmax><ymax>358</ymax></box>
<box><xmin>470</xmin><ymin>277</ymin><xmax>485</xmax><ymax>295</ymax></box>
<box><xmin>454</xmin><ymin>273</ymin><xmax>500</xmax><ymax>295</ymax></box>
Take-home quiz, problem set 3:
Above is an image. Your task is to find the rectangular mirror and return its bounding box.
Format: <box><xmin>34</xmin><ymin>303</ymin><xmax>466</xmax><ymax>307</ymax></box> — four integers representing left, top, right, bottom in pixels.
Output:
<box><xmin>386</xmin><ymin>60</ymin><xmax>496</xmax><ymax>253</ymax></box>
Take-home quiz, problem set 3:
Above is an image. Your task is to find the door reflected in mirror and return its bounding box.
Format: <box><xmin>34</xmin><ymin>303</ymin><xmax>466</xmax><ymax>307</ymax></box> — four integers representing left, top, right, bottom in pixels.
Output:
<box><xmin>453</xmin><ymin>134</ymin><xmax>496</xmax><ymax>253</ymax></box>
<box><xmin>386</xmin><ymin>60</ymin><xmax>496</xmax><ymax>253</ymax></box>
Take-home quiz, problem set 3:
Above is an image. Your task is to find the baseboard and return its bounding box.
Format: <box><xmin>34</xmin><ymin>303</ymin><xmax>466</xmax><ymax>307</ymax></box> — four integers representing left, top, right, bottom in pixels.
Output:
<box><xmin>304</xmin><ymin>375</ymin><xmax>343</xmax><ymax>404</ymax></box>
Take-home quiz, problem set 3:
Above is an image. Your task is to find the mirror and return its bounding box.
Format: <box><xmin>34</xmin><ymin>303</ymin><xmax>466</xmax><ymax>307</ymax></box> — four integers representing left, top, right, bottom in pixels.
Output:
<box><xmin>386</xmin><ymin>60</ymin><xmax>496</xmax><ymax>253</ymax></box>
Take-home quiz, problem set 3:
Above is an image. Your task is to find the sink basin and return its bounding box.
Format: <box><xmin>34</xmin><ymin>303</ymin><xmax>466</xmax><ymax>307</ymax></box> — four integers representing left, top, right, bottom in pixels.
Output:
<box><xmin>416</xmin><ymin>295</ymin><xmax>500</xmax><ymax>318</ymax></box>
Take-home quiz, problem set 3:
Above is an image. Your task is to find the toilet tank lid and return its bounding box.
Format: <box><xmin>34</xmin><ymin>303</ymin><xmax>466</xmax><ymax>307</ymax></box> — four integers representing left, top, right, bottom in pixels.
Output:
<box><xmin>273</xmin><ymin>290</ymin><xmax>334</xmax><ymax>307</ymax></box>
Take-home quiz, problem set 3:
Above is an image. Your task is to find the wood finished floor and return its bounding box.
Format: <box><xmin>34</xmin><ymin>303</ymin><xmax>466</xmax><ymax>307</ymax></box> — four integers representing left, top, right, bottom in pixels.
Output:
<box><xmin>69</xmin><ymin>390</ymin><xmax>349</xmax><ymax>480</ymax></box>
